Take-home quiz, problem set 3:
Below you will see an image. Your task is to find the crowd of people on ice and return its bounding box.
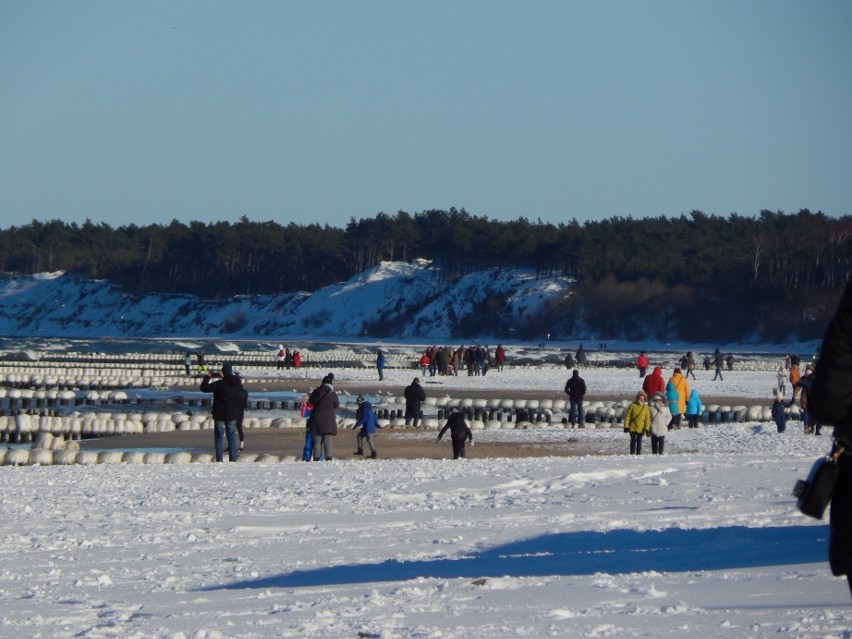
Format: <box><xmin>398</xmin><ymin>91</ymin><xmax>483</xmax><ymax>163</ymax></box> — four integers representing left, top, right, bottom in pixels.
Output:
<box><xmin>402</xmin><ymin>344</ymin><xmax>507</xmax><ymax>378</ymax></box>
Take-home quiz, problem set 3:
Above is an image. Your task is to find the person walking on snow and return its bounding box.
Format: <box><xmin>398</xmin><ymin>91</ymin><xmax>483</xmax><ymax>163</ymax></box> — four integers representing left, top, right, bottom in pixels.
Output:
<box><xmin>712</xmin><ymin>348</ymin><xmax>724</xmax><ymax>381</ymax></box>
<box><xmin>776</xmin><ymin>364</ymin><xmax>788</xmax><ymax>397</ymax></box>
<box><xmin>353</xmin><ymin>395</ymin><xmax>378</xmax><ymax>458</ymax></box>
<box><xmin>636</xmin><ymin>351</ymin><xmax>649</xmax><ymax>378</ymax></box>
<box><xmin>685</xmin><ymin>351</ymin><xmax>697</xmax><ymax>380</ymax></box>
<box><xmin>437</xmin><ymin>408</ymin><xmax>473</xmax><ymax>459</ymax></box>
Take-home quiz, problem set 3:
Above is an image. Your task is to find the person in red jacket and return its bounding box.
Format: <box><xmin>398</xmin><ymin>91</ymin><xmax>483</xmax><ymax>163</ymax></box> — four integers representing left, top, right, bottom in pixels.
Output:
<box><xmin>494</xmin><ymin>344</ymin><xmax>507</xmax><ymax>372</ymax></box>
<box><xmin>636</xmin><ymin>351</ymin><xmax>649</xmax><ymax>377</ymax></box>
<box><xmin>642</xmin><ymin>366</ymin><xmax>666</xmax><ymax>396</ymax></box>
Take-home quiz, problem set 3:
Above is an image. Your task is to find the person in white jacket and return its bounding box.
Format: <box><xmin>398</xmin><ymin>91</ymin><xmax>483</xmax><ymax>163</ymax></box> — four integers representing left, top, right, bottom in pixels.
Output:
<box><xmin>648</xmin><ymin>391</ymin><xmax>672</xmax><ymax>455</ymax></box>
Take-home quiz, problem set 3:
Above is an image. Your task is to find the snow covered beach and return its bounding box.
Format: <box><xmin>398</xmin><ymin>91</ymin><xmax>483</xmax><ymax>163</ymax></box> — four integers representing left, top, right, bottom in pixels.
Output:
<box><xmin>1</xmin><ymin>345</ymin><xmax>851</xmax><ymax>637</ymax></box>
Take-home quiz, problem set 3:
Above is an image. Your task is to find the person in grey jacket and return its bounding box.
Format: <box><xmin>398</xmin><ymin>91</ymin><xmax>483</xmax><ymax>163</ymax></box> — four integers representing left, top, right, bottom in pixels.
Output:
<box><xmin>308</xmin><ymin>373</ymin><xmax>339</xmax><ymax>461</ymax></box>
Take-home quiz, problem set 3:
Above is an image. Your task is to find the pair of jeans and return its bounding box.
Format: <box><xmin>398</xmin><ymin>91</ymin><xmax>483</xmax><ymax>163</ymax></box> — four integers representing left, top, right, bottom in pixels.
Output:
<box><xmin>405</xmin><ymin>408</ymin><xmax>421</xmax><ymax>428</ymax></box>
<box><xmin>569</xmin><ymin>399</ymin><xmax>585</xmax><ymax>426</ymax></box>
<box><xmin>214</xmin><ymin>419</ymin><xmax>239</xmax><ymax>462</ymax></box>
<box><xmin>357</xmin><ymin>432</ymin><xmax>376</xmax><ymax>453</ymax></box>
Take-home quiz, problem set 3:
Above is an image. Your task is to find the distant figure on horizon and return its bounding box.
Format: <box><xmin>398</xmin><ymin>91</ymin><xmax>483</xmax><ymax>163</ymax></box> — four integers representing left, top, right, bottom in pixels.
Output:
<box><xmin>712</xmin><ymin>348</ymin><xmax>724</xmax><ymax>381</ymax></box>
<box><xmin>376</xmin><ymin>349</ymin><xmax>385</xmax><ymax>381</ymax></box>
<box><xmin>564</xmin><ymin>369</ymin><xmax>587</xmax><ymax>428</ymax></box>
<box><xmin>636</xmin><ymin>351</ymin><xmax>648</xmax><ymax>378</ymax></box>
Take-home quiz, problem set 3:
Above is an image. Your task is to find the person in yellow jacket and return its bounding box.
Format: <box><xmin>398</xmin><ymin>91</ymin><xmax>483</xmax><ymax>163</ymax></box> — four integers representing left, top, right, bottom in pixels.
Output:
<box><xmin>667</xmin><ymin>368</ymin><xmax>690</xmax><ymax>428</ymax></box>
<box><xmin>624</xmin><ymin>391</ymin><xmax>651</xmax><ymax>455</ymax></box>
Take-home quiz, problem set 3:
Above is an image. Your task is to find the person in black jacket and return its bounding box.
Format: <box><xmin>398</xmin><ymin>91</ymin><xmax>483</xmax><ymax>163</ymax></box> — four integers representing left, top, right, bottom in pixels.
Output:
<box><xmin>564</xmin><ymin>369</ymin><xmax>587</xmax><ymax>427</ymax></box>
<box><xmin>200</xmin><ymin>362</ymin><xmax>243</xmax><ymax>462</ymax></box>
<box><xmin>404</xmin><ymin>377</ymin><xmax>426</xmax><ymax>428</ymax></box>
<box><xmin>809</xmin><ymin>281</ymin><xmax>852</xmax><ymax>595</ymax></box>
<box><xmin>437</xmin><ymin>409</ymin><xmax>473</xmax><ymax>459</ymax></box>
<box><xmin>308</xmin><ymin>373</ymin><xmax>339</xmax><ymax>461</ymax></box>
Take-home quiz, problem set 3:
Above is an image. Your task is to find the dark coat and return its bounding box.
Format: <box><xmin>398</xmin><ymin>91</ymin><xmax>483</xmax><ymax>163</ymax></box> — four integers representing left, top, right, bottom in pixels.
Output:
<box><xmin>404</xmin><ymin>381</ymin><xmax>426</xmax><ymax>410</ymax></box>
<box><xmin>810</xmin><ymin>283</ymin><xmax>852</xmax><ymax>431</ymax></box>
<box><xmin>438</xmin><ymin>412</ymin><xmax>472</xmax><ymax>442</ymax></box>
<box><xmin>236</xmin><ymin>386</ymin><xmax>249</xmax><ymax>426</ymax></box>
<box><xmin>308</xmin><ymin>383</ymin><xmax>339</xmax><ymax>436</ymax></box>
<box><xmin>808</xmin><ymin>281</ymin><xmax>852</xmax><ymax>578</ymax></box>
<box><xmin>200</xmin><ymin>373</ymin><xmax>244</xmax><ymax>421</ymax></box>
<box><xmin>564</xmin><ymin>371</ymin><xmax>587</xmax><ymax>400</ymax></box>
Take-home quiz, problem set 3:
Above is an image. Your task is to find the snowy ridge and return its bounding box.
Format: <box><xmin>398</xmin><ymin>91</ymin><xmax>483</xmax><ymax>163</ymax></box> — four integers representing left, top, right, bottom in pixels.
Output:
<box><xmin>0</xmin><ymin>262</ymin><xmax>573</xmax><ymax>340</ymax></box>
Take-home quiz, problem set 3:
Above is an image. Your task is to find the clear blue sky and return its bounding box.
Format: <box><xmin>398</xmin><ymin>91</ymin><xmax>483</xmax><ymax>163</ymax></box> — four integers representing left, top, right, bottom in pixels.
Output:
<box><xmin>2</xmin><ymin>0</ymin><xmax>850</xmax><ymax>230</ymax></box>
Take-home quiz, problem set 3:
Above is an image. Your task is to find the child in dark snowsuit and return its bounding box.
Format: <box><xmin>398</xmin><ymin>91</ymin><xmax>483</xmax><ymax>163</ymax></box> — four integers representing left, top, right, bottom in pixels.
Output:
<box><xmin>771</xmin><ymin>393</ymin><xmax>787</xmax><ymax>433</ymax></box>
<box><xmin>437</xmin><ymin>410</ymin><xmax>473</xmax><ymax>459</ymax></box>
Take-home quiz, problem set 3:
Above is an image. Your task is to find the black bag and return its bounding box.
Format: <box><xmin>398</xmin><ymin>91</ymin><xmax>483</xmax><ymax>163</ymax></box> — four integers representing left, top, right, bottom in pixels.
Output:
<box><xmin>794</xmin><ymin>455</ymin><xmax>839</xmax><ymax>519</ymax></box>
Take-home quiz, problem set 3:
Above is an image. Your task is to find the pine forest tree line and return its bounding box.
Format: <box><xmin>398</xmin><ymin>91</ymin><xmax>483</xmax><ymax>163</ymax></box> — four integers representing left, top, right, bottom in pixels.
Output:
<box><xmin>0</xmin><ymin>209</ymin><xmax>849</xmax><ymax>341</ymax></box>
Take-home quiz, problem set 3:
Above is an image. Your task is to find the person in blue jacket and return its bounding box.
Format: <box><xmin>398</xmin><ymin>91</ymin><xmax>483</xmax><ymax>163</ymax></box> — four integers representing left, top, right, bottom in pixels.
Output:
<box><xmin>353</xmin><ymin>395</ymin><xmax>378</xmax><ymax>458</ymax></box>
<box><xmin>376</xmin><ymin>349</ymin><xmax>385</xmax><ymax>381</ymax></box>
<box><xmin>685</xmin><ymin>389</ymin><xmax>703</xmax><ymax>428</ymax></box>
<box><xmin>665</xmin><ymin>380</ymin><xmax>681</xmax><ymax>430</ymax></box>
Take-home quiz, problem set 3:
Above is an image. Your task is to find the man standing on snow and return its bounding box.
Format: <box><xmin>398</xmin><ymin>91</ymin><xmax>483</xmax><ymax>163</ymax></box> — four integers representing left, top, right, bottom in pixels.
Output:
<box><xmin>404</xmin><ymin>377</ymin><xmax>426</xmax><ymax>428</ymax></box>
<box><xmin>200</xmin><ymin>362</ymin><xmax>243</xmax><ymax>462</ymax></box>
<box><xmin>564</xmin><ymin>369</ymin><xmax>587</xmax><ymax>427</ymax></box>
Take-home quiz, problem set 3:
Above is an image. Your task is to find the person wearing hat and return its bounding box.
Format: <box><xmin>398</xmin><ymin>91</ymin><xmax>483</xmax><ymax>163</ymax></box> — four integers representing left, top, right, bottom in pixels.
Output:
<box><xmin>648</xmin><ymin>391</ymin><xmax>671</xmax><ymax>454</ymax></box>
<box><xmin>353</xmin><ymin>395</ymin><xmax>378</xmax><ymax>458</ymax></box>
<box><xmin>666</xmin><ymin>368</ymin><xmax>689</xmax><ymax>429</ymax></box>
<box><xmin>404</xmin><ymin>377</ymin><xmax>426</xmax><ymax>428</ymax></box>
<box><xmin>200</xmin><ymin>362</ymin><xmax>244</xmax><ymax>462</ymax></box>
<box><xmin>771</xmin><ymin>391</ymin><xmax>787</xmax><ymax>433</ymax></box>
<box><xmin>307</xmin><ymin>373</ymin><xmax>339</xmax><ymax>460</ymax></box>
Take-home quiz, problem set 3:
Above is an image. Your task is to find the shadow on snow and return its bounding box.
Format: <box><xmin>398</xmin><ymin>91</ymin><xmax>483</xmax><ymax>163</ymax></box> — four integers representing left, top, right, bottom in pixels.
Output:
<box><xmin>201</xmin><ymin>524</ymin><xmax>827</xmax><ymax>591</ymax></box>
